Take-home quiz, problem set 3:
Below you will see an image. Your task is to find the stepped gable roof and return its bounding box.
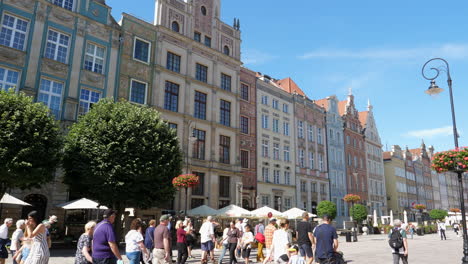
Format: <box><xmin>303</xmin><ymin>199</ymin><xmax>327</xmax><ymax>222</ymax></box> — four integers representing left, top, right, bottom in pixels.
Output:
<box><xmin>275</xmin><ymin>77</ymin><xmax>306</xmax><ymax>96</ymax></box>
<box><xmin>383</xmin><ymin>151</ymin><xmax>392</xmax><ymax>160</ymax></box>
<box><xmin>359</xmin><ymin>111</ymin><xmax>369</xmax><ymax>127</ymax></box>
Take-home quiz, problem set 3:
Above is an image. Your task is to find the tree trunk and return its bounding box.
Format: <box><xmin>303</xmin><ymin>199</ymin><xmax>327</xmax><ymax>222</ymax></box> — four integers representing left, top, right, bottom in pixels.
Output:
<box><xmin>113</xmin><ymin>203</ymin><xmax>125</xmax><ymax>244</ymax></box>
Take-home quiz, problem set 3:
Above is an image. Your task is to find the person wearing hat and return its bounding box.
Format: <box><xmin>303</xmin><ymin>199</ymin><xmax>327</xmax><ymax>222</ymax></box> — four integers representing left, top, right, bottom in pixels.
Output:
<box><xmin>287</xmin><ymin>245</ymin><xmax>304</xmax><ymax>264</ymax></box>
<box><xmin>153</xmin><ymin>214</ymin><xmax>172</xmax><ymax>264</ymax></box>
<box><xmin>262</xmin><ymin>218</ymin><xmax>277</xmax><ymax>264</ymax></box>
<box><xmin>92</xmin><ymin>209</ymin><xmax>123</xmax><ymax>264</ymax></box>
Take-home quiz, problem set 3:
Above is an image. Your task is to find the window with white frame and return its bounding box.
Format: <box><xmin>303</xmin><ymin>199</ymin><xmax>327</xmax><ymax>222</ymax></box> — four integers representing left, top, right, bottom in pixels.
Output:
<box><xmin>84</xmin><ymin>43</ymin><xmax>105</xmax><ymax>74</ymax></box>
<box><xmin>133</xmin><ymin>37</ymin><xmax>150</xmax><ymax>63</ymax></box>
<box><xmin>0</xmin><ymin>14</ymin><xmax>28</xmax><ymax>50</ymax></box>
<box><xmin>298</xmin><ymin>121</ymin><xmax>304</xmax><ymax>138</ymax></box>
<box><xmin>272</xmin><ymin>119</ymin><xmax>279</xmax><ymax>133</ymax></box>
<box><xmin>0</xmin><ymin>67</ymin><xmax>19</xmax><ymax>91</ymax></box>
<box><xmin>308</xmin><ymin>151</ymin><xmax>314</xmax><ymax>169</ymax></box>
<box><xmin>284</xmin><ymin>171</ymin><xmax>290</xmax><ymax>185</ymax></box>
<box><xmin>262</xmin><ymin>167</ymin><xmax>269</xmax><ymax>182</ymax></box>
<box><xmin>272</xmin><ymin>99</ymin><xmax>279</xmax><ymax>110</ymax></box>
<box><xmin>130</xmin><ymin>79</ymin><xmax>147</xmax><ymax>104</ymax></box>
<box><xmin>262</xmin><ymin>195</ymin><xmax>269</xmax><ymax>206</ymax></box>
<box><xmin>261</xmin><ymin>114</ymin><xmax>269</xmax><ymax>129</ymax></box>
<box><xmin>37</xmin><ymin>78</ymin><xmax>63</xmax><ymax>119</ymax></box>
<box><xmin>318</xmin><ymin>127</ymin><xmax>323</xmax><ymax>144</ymax></box>
<box><xmin>273</xmin><ymin>170</ymin><xmax>280</xmax><ymax>184</ymax></box>
<box><xmin>319</xmin><ymin>154</ymin><xmax>324</xmax><ymax>171</ymax></box>
<box><xmin>284</xmin><ymin>198</ymin><xmax>291</xmax><ymax>210</ymax></box>
<box><xmin>308</xmin><ymin>124</ymin><xmax>314</xmax><ymax>141</ymax></box>
<box><xmin>283</xmin><ymin>103</ymin><xmax>288</xmax><ymax>113</ymax></box>
<box><xmin>52</xmin><ymin>0</ymin><xmax>74</xmax><ymax>10</ymax></box>
<box><xmin>78</xmin><ymin>89</ymin><xmax>100</xmax><ymax>115</ymax></box>
<box><xmin>273</xmin><ymin>143</ymin><xmax>280</xmax><ymax>160</ymax></box>
<box><xmin>262</xmin><ymin>140</ymin><xmax>269</xmax><ymax>158</ymax></box>
<box><xmin>284</xmin><ymin>146</ymin><xmax>290</xmax><ymax>162</ymax></box>
<box><xmin>45</xmin><ymin>29</ymin><xmax>70</xmax><ymax>63</ymax></box>
<box><xmin>283</xmin><ymin>122</ymin><xmax>290</xmax><ymax>136</ymax></box>
<box><xmin>261</xmin><ymin>95</ymin><xmax>268</xmax><ymax>105</ymax></box>
<box><xmin>299</xmin><ymin>149</ymin><xmax>305</xmax><ymax>168</ymax></box>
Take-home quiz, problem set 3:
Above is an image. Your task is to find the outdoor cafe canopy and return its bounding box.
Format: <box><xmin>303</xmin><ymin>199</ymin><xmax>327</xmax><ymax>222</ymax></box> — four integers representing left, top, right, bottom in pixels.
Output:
<box><xmin>187</xmin><ymin>205</ymin><xmax>217</xmax><ymax>217</ymax></box>
<box><xmin>57</xmin><ymin>198</ymin><xmax>108</xmax><ymax>210</ymax></box>
<box><xmin>0</xmin><ymin>193</ymin><xmax>31</xmax><ymax>206</ymax></box>
<box><xmin>282</xmin><ymin>207</ymin><xmax>316</xmax><ymax>219</ymax></box>
<box><xmin>251</xmin><ymin>206</ymin><xmax>283</xmax><ymax>218</ymax></box>
<box><xmin>216</xmin><ymin>204</ymin><xmax>251</xmax><ymax>218</ymax></box>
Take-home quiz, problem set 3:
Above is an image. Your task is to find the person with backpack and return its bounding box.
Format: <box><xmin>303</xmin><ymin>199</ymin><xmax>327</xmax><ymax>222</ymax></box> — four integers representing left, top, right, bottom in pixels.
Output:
<box><xmin>254</xmin><ymin>222</ymin><xmax>265</xmax><ymax>262</ymax></box>
<box><xmin>388</xmin><ymin>219</ymin><xmax>408</xmax><ymax>264</ymax></box>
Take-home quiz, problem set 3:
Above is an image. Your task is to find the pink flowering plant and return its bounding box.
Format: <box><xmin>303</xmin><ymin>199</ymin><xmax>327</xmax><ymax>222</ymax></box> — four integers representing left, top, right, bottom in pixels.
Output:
<box><xmin>343</xmin><ymin>194</ymin><xmax>361</xmax><ymax>203</ymax></box>
<box><xmin>431</xmin><ymin>147</ymin><xmax>468</xmax><ymax>173</ymax></box>
<box><xmin>414</xmin><ymin>204</ymin><xmax>426</xmax><ymax>210</ymax></box>
<box><xmin>172</xmin><ymin>174</ymin><xmax>199</xmax><ymax>189</ymax></box>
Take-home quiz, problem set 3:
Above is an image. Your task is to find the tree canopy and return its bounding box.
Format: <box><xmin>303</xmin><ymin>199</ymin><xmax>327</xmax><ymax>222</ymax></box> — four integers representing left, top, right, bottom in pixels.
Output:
<box><xmin>350</xmin><ymin>204</ymin><xmax>367</xmax><ymax>222</ymax></box>
<box><xmin>317</xmin><ymin>200</ymin><xmax>337</xmax><ymax>220</ymax></box>
<box><xmin>63</xmin><ymin>99</ymin><xmax>182</xmax><ymax>211</ymax></box>
<box><xmin>429</xmin><ymin>209</ymin><xmax>448</xmax><ymax>221</ymax></box>
<box><xmin>0</xmin><ymin>90</ymin><xmax>62</xmax><ymax>198</ymax></box>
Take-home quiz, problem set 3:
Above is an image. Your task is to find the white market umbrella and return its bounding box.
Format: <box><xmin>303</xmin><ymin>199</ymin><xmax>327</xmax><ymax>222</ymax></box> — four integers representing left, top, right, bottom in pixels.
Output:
<box><xmin>404</xmin><ymin>210</ymin><xmax>408</xmax><ymax>224</ymax></box>
<box><xmin>216</xmin><ymin>205</ymin><xmax>251</xmax><ymax>217</ymax></box>
<box><xmin>390</xmin><ymin>210</ymin><xmax>394</xmax><ymax>226</ymax></box>
<box><xmin>373</xmin><ymin>210</ymin><xmax>378</xmax><ymax>227</ymax></box>
<box><xmin>0</xmin><ymin>193</ymin><xmax>31</xmax><ymax>206</ymax></box>
<box><xmin>57</xmin><ymin>198</ymin><xmax>108</xmax><ymax>210</ymax></box>
<box><xmin>251</xmin><ymin>206</ymin><xmax>283</xmax><ymax>218</ymax></box>
<box><xmin>187</xmin><ymin>205</ymin><xmax>217</xmax><ymax>217</ymax></box>
<box><xmin>282</xmin><ymin>207</ymin><xmax>316</xmax><ymax>219</ymax></box>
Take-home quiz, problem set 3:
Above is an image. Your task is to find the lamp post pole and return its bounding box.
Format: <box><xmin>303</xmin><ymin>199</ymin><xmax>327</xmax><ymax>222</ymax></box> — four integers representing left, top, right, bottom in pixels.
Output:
<box><xmin>421</xmin><ymin>58</ymin><xmax>468</xmax><ymax>263</ymax></box>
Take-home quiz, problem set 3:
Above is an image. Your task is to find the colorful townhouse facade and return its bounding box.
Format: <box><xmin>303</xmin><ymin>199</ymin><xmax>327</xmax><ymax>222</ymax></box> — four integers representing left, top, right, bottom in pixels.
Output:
<box><xmin>0</xmin><ymin>0</ymin><xmax>120</xmax><ymax>220</ymax></box>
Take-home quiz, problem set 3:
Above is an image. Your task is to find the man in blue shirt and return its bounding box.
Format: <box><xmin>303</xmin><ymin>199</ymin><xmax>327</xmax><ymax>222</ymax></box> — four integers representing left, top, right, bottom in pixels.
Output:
<box><xmin>313</xmin><ymin>215</ymin><xmax>338</xmax><ymax>263</ymax></box>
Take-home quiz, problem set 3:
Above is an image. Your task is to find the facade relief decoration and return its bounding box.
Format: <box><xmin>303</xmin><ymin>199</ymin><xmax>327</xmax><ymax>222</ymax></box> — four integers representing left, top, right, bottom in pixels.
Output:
<box><xmin>81</xmin><ymin>70</ymin><xmax>104</xmax><ymax>88</ymax></box>
<box><xmin>51</xmin><ymin>8</ymin><xmax>74</xmax><ymax>24</ymax></box>
<box><xmin>168</xmin><ymin>8</ymin><xmax>185</xmax><ymax>32</ymax></box>
<box><xmin>35</xmin><ymin>3</ymin><xmax>47</xmax><ymax>21</ymax></box>
<box><xmin>41</xmin><ymin>59</ymin><xmax>68</xmax><ymax>78</ymax></box>
<box><xmin>221</xmin><ymin>25</ymin><xmax>234</xmax><ymax>36</ymax></box>
<box><xmin>0</xmin><ymin>46</ymin><xmax>25</xmax><ymax>65</ymax></box>
<box><xmin>86</xmin><ymin>23</ymin><xmax>109</xmax><ymax>40</ymax></box>
<box><xmin>8</xmin><ymin>0</ymin><xmax>35</xmax><ymax>10</ymax></box>
<box><xmin>169</xmin><ymin>0</ymin><xmax>186</xmax><ymax>11</ymax></box>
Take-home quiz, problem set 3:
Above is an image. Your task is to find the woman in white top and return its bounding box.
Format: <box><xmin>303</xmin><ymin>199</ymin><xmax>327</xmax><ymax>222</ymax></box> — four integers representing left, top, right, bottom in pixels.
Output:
<box><xmin>270</xmin><ymin>219</ymin><xmax>292</xmax><ymax>263</ymax></box>
<box><xmin>10</xmin><ymin>220</ymin><xmax>25</xmax><ymax>264</ymax></box>
<box><xmin>125</xmin><ymin>218</ymin><xmax>149</xmax><ymax>264</ymax></box>
<box><xmin>239</xmin><ymin>225</ymin><xmax>254</xmax><ymax>264</ymax></box>
<box><xmin>218</xmin><ymin>223</ymin><xmax>230</xmax><ymax>264</ymax></box>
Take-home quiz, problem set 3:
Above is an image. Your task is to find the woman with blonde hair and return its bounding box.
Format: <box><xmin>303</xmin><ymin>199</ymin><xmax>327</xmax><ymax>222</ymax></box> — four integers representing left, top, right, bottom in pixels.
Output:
<box><xmin>176</xmin><ymin>220</ymin><xmax>189</xmax><ymax>264</ymax></box>
<box><xmin>74</xmin><ymin>221</ymin><xmax>96</xmax><ymax>264</ymax></box>
<box><xmin>125</xmin><ymin>218</ymin><xmax>149</xmax><ymax>264</ymax></box>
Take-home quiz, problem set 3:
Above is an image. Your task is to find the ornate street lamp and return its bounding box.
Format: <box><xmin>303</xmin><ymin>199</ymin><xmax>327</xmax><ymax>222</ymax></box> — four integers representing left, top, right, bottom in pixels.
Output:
<box><xmin>421</xmin><ymin>58</ymin><xmax>468</xmax><ymax>263</ymax></box>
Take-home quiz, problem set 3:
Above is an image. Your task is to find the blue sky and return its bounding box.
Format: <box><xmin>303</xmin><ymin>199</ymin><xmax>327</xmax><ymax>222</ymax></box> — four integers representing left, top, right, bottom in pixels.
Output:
<box><xmin>108</xmin><ymin>0</ymin><xmax>468</xmax><ymax>152</ymax></box>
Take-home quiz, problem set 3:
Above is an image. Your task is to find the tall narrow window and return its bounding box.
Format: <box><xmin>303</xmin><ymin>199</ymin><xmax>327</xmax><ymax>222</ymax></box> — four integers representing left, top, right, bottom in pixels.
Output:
<box><xmin>192</xmin><ymin>172</ymin><xmax>205</xmax><ymax>195</ymax></box>
<box><xmin>273</xmin><ymin>143</ymin><xmax>280</xmax><ymax>160</ymax></box>
<box><xmin>299</xmin><ymin>149</ymin><xmax>305</xmax><ymax>168</ymax></box>
<box><xmin>319</xmin><ymin>154</ymin><xmax>324</xmax><ymax>171</ymax></box>
<box><xmin>283</xmin><ymin>103</ymin><xmax>289</xmax><ymax>113</ymax></box>
<box><xmin>272</xmin><ymin>119</ymin><xmax>279</xmax><ymax>133</ymax></box>
<box><xmin>240</xmin><ymin>150</ymin><xmax>249</xmax><ymax>168</ymax></box>
<box><xmin>130</xmin><ymin>79</ymin><xmax>147</xmax><ymax>104</ymax></box>
<box><xmin>262</xmin><ymin>140</ymin><xmax>269</xmax><ymax>158</ymax></box>
<box><xmin>84</xmin><ymin>43</ymin><xmax>105</xmax><ymax>74</ymax></box>
<box><xmin>219</xmin><ymin>135</ymin><xmax>230</xmax><ymax>164</ymax></box>
<box><xmin>78</xmin><ymin>89</ymin><xmax>100</xmax><ymax>115</ymax></box>
<box><xmin>262</xmin><ymin>168</ymin><xmax>269</xmax><ymax>182</ymax></box>
<box><xmin>318</xmin><ymin>128</ymin><xmax>323</xmax><ymax>144</ymax></box>
<box><xmin>164</xmin><ymin>81</ymin><xmax>179</xmax><ymax>112</ymax></box>
<box><xmin>308</xmin><ymin>151</ymin><xmax>314</xmax><ymax>169</ymax></box>
<box><xmin>283</xmin><ymin>146</ymin><xmax>290</xmax><ymax>162</ymax></box>
<box><xmin>272</xmin><ymin>99</ymin><xmax>279</xmax><ymax>110</ymax></box>
<box><xmin>38</xmin><ymin>78</ymin><xmax>63</xmax><ymax>119</ymax></box>
<box><xmin>53</xmin><ymin>0</ymin><xmax>74</xmax><ymax>10</ymax></box>
<box><xmin>308</xmin><ymin>125</ymin><xmax>314</xmax><ymax>141</ymax></box>
<box><xmin>192</xmin><ymin>129</ymin><xmax>206</xmax><ymax>160</ymax></box>
<box><xmin>223</xmin><ymin>45</ymin><xmax>230</xmax><ymax>55</ymax></box>
<box><xmin>171</xmin><ymin>21</ymin><xmax>180</xmax><ymax>32</ymax></box>
<box><xmin>204</xmin><ymin>36</ymin><xmax>211</xmax><ymax>47</ymax></box>
<box><xmin>195</xmin><ymin>63</ymin><xmax>208</xmax><ymax>83</ymax></box>
<box><xmin>261</xmin><ymin>95</ymin><xmax>268</xmax><ymax>105</ymax></box>
<box><xmin>298</xmin><ymin>121</ymin><xmax>304</xmax><ymax>138</ymax></box>
<box><xmin>240</xmin><ymin>83</ymin><xmax>249</xmax><ymax>100</ymax></box>
<box><xmin>166</xmin><ymin>52</ymin><xmax>181</xmax><ymax>73</ymax></box>
<box><xmin>221</xmin><ymin>73</ymin><xmax>231</xmax><ymax>91</ymax></box>
<box><xmin>261</xmin><ymin>115</ymin><xmax>269</xmax><ymax>129</ymax></box>
<box><xmin>240</xmin><ymin>116</ymin><xmax>249</xmax><ymax>134</ymax></box>
<box><xmin>45</xmin><ymin>29</ymin><xmax>70</xmax><ymax>63</ymax></box>
<box><xmin>284</xmin><ymin>171</ymin><xmax>290</xmax><ymax>185</ymax></box>
<box><xmin>0</xmin><ymin>67</ymin><xmax>19</xmax><ymax>91</ymax></box>
<box><xmin>194</xmin><ymin>32</ymin><xmax>201</xmax><ymax>42</ymax></box>
<box><xmin>273</xmin><ymin>170</ymin><xmax>280</xmax><ymax>184</ymax></box>
<box><xmin>220</xmin><ymin>100</ymin><xmax>231</xmax><ymax>126</ymax></box>
<box><xmin>194</xmin><ymin>91</ymin><xmax>207</xmax><ymax>120</ymax></box>
<box><xmin>283</xmin><ymin>122</ymin><xmax>290</xmax><ymax>136</ymax></box>
<box><xmin>0</xmin><ymin>14</ymin><xmax>28</xmax><ymax>50</ymax></box>
<box><xmin>219</xmin><ymin>176</ymin><xmax>230</xmax><ymax>198</ymax></box>
<box><xmin>133</xmin><ymin>38</ymin><xmax>150</xmax><ymax>63</ymax></box>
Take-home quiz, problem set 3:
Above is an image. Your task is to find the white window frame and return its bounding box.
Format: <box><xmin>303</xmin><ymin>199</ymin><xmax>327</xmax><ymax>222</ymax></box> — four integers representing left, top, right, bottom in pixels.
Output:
<box><xmin>284</xmin><ymin>171</ymin><xmax>290</xmax><ymax>185</ymax></box>
<box><xmin>261</xmin><ymin>95</ymin><xmax>268</xmax><ymax>105</ymax></box>
<box><xmin>284</xmin><ymin>146</ymin><xmax>290</xmax><ymax>162</ymax></box>
<box><xmin>272</xmin><ymin>99</ymin><xmax>279</xmax><ymax>109</ymax></box>
<box><xmin>283</xmin><ymin>103</ymin><xmax>288</xmax><ymax>113</ymax></box>
<box><xmin>38</xmin><ymin>77</ymin><xmax>64</xmax><ymax>118</ymax></box>
<box><xmin>272</xmin><ymin>118</ymin><xmax>279</xmax><ymax>133</ymax></box>
<box><xmin>299</xmin><ymin>149</ymin><xmax>305</xmax><ymax>168</ymax></box>
<box><xmin>298</xmin><ymin>121</ymin><xmax>304</xmax><ymax>138</ymax></box>
<box><xmin>129</xmin><ymin>78</ymin><xmax>148</xmax><ymax>105</ymax></box>
<box><xmin>308</xmin><ymin>124</ymin><xmax>314</xmax><ymax>141</ymax></box>
<box><xmin>273</xmin><ymin>143</ymin><xmax>280</xmax><ymax>160</ymax></box>
<box><xmin>319</xmin><ymin>154</ymin><xmax>324</xmax><ymax>171</ymax></box>
<box><xmin>84</xmin><ymin>42</ymin><xmax>105</xmax><ymax>74</ymax></box>
<box><xmin>0</xmin><ymin>67</ymin><xmax>20</xmax><ymax>91</ymax></box>
<box><xmin>262</xmin><ymin>167</ymin><xmax>269</xmax><ymax>182</ymax></box>
<box><xmin>318</xmin><ymin>127</ymin><xmax>323</xmax><ymax>144</ymax></box>
<box><xmin>78</xmin><ymin>88</ymin><xmax>101</xmax><ymax>115</ymax></box>
<box><xmin>308</xmin><ymin>151</ymin><xmax>314</xmax><ymax>169</ymax></box>
<box><xmin>283</xmin><ymin>122</ymin><xmax>290</xmax><ymax>136</ymax></box>
<box><xmin>53</xmin><ymin>0</ymin><xmax>75</xmax><ymax>11</ymax></box>
<box><xmin>262</xmin><ymin>140</ymin><xmax>269</xmax><ymax>158</ymax></box>
<box><xmin>133</xmin><ymin>37</ymin><xmax>151</xmax><ymax>64</ymax></box>
<box><xmin>0</xmin><ymin>13</ymin><xmax>29</xmax><ymax>50</ymax></box>
<box><xmin>262</xmin><ymin>114</ymin><xmax>269</xmax><ymax>129</ymax></box>
<box><xmin>45</xmin><ymin>29</ymin><xmax>70</xmax><ymax>63</ymax></box>
<box><xmin>273</xmin><ymin>170</ymin><xmax>280</xmax><ymax>184</ymax></box>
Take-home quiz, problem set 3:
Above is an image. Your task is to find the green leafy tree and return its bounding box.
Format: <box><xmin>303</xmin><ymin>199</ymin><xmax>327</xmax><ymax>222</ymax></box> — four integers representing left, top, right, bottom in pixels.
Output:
<box><xmin>63</xmin><ymin>99</ymin><xmax>182</xmax><ymax>237</ymax></box>
<box><xmin>317</xmin><ymin>201</ymin><xmax>337</xmax><ymax>220</ymax></box>
<box><xmin>349</xmin><ymin>204</ymin><xmax>367</xmax><ymax>222</ymax></box>
<box><xmin>0</xmin><ymin>90</ymin><xmax>62</xmax><ymax>198</ymax></box>
<box><xmin>429</xmin><ymin>209</ymin><xmax>448</xmax><ymax>221</ymax></box>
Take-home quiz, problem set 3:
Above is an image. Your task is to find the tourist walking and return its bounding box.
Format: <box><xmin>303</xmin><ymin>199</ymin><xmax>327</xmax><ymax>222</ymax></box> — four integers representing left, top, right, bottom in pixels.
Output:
<box><xmin>153</xmin><ymin>215</ymin><xmax>172</xmax><ymax>264</ymax></box>
<box><xmin>313</xmin><ymin>215</ymin><xmax>339</xmax><ymax>264</ymax></box>
<box><xmin>240</xmin><ymin>225</ymin><xmax>254</xmax><ymax>264</ymax></box>
<box><xmin>0</xmin><ymin>218</ymin><xmax>13</xmax><ymax>264</ymax></box>
<box><xmin>262</xmin><ymin>218</ymin><xmax>277</xmax><ymax>264</ymax></box>
<box><xmin>183</xmin><ymin>218</ymin><xmax>195</xmax><ymax>259</ymax></box>
<box><xmin>296</xmin><ymin>212</ymin><xmax>314</xmax><ymax>264</ymax></box>
<box><xmin>437</xmin><ymin>221</ymin><xmax>446</xmax><ymax>240</ymax></box>
<box><xmin>75</xmin><ymin>221</ymin><xmax>96</xmax><ymax>264</ymax></box>
<box><xmin>227</xmin><ymin>221</ymin><xmax>241</xmax><ymax>264</ymax></box>
<box><xmin>270</xmin><ymin>219</ymin><xmax>292</xmax><ymax>264</ymax></box>
<box><xmin>23</xmin><ymin>211</ymin><xmax>50</xmax><ymax>264</ymax></box>
<box><xmin>218</xmin><ymin>223</ymin><xmax>230</xmax><ymax>264</ymax></box>
<box><xmin>254</xmin><ymin>221</ymin><xmax>265</xmax><ymax>262</ymax></box>
<box><xmin>200</xmin><ymin>216</ymin><xmax>216</xmax><ymax>264</ymax></box>
<box><xmin>11</xmin><ymin>219</ymin><xmax>25</xmax><ymax>264</ymax></box>
<box><xmin>388</xmin><ymin>219</ymin><xmax>408</xmax><ymax>264</ymax></box>
<box><xmin>12</xmin><ymin>224</ymin><xmax>32</xmax><ymax>264</ymax></box>
<box><xmin>454</xmin><ymin>223</ymin><xmax>460</xmax><ymax>237</ymax></box>
<box><xmin>175</xmin><ymin>220</ymin><xmax>188</xmax><ymax>264</ymax></box>
<box><xmin>144</xmin><ymin>219</ymin><xmax>156</xmax><ymax>263</ymax></box>
<box><xmin>92</xmin><ymin>209</ymin><xmax>123</xmax><ymax>264</ymax></box>
<box><xmin>125</xmin><ymin>218</ymin><xmax>149</xmax><ymax>264</ymax></box>
<box><xmin>405</xmin><ymin>223</ymin><xmax>414</xmax><ymax>239</ymax></box>
<box><xmin>45</xmin><ymin>215</ymin><xmax>57</xmax><ymax>249</ymax></box>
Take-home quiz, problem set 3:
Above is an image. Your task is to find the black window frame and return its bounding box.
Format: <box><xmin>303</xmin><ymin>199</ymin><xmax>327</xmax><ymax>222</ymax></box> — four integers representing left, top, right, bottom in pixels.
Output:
<box><xmin>219</xmin><ymin>135</ymin><xmax>230</xmax><ymax>164</ymax></box>
<box><xmin>220</xmin><ymin>99</ymin><xmax>231</xmax><ymax>126</ymax></box>
<box><xmin>166</xmin><ymin>52</ymin><xmax>181</xmax><ymax>73</ymax></box>
<box><xmin>163</xmin><ymin>81</ymin><xmax>179</xmax><ymax>112</ymax></box>
<box><xmin>221</xmin><ymin>73</ymin><xmax>231</xmax><ymax>91</ymax></box>
<box><xmin>240</xmin><ymin>116</ymin><xmax>249</xmax><ymax>134</ymax></box>
<box><xmin>194</xmin><ymin>91</ymin><xmax>207</xmax><ymax>120</ymax></box>
<box><xmin>192</xmin><ymin>129</ymin><xmax>206</xmax><ymax>160</ymax></box>
<box><xmin>196</xmin><ymin>63</ymin><xmax>208</xmax><ymax>83</ymax></box>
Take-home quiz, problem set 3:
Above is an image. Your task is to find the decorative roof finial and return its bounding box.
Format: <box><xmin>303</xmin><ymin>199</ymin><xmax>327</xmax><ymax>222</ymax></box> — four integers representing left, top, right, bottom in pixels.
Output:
<box><xmin>348</xmin><ymin>87</ymin><xmax>353</xmax><ymax>96</ymax></box>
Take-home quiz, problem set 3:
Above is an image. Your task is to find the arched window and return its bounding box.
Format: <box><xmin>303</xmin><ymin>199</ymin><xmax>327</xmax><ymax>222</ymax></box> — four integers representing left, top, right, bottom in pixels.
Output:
<box><xmin>201</xmin><ymin>6</ymin><xmax>207</xmax><ymax>16</ymax></box>
<box><xmin>223</xmin><ymin>45</ymin><xmax>230</xmax><ymax>56</ymax></box>
<box><xmin>171</xmin><ymin>21</ymin><xmax>179</xmax><ymax>33</ymax></box>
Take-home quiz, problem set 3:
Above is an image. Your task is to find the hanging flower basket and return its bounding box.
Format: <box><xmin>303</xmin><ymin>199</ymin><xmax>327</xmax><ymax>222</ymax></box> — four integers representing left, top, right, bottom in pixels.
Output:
<box><xmin>172</xmin><ymin>174</ymin><xmax>199</xmax><ymax>189</ymax></box>
<box><xmin>343</xmin><ymin>194</ymin><xmax>361</xmax><ymax>203</ymax></box>
<box><xmin>431</xmin><ymin>147</ymin><xmax>468</xmax><ymax>173</ymax></box>
<box><xmin>450</xmin><ymin>208</ymin><xmax>461</xmax><ymax>213</ymax></box>
<box><xmin>413</xmin><ymin>204</ymin><xmax>426</xmax><ymax>210</ymax></box>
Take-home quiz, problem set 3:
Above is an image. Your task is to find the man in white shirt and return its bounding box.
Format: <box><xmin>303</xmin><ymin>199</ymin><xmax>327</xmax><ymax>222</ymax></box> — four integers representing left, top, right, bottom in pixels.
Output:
<box><xmin>199</xmin><ymin>216</ymin><xmax>216</xmax><ymax>263</ymax></box>
<box><xmin>0</xmin><ymin>218</ymin><xmax>13</xmax><ymax>264</ymax></box>
<box><xmin>10</xmin><ymin>220</ymin><xmax>25</xmax><ymax>264</ymax></box>
<box><xmin>437</xmin><ymin>221</ymin><xmax>447</xmax><ymax>240</ymax></box>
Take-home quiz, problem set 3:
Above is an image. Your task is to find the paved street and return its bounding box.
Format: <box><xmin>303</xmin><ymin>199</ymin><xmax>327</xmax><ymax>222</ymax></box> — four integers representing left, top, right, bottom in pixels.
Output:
<box><xmin>46</xmin><ymin>233</ymin><xmax>464</xmax><ymax>264</ymax></box>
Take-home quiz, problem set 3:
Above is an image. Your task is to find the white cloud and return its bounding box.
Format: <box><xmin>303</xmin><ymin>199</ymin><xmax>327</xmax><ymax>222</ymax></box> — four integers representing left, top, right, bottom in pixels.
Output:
<box><xmin>404</xmin><ymin>126</ymin><xmax>454</xmax><ymax>139</ymax></box>
<box><xmin>242</xmin><ymin>49</ymin><xmax>277</xmax><ymax>65</ymax></box>
<box><xmin>298</xmin><ymin>43</ymin><xmax>468</xmax><ymax>60</ymax></box>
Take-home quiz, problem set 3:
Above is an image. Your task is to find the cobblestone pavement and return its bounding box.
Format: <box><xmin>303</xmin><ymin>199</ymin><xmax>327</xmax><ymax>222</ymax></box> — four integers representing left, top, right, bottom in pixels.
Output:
<box><xmin>44</xmin><ymin>233</ymin><xmax>463</xmax><ymax>264</ymax></box>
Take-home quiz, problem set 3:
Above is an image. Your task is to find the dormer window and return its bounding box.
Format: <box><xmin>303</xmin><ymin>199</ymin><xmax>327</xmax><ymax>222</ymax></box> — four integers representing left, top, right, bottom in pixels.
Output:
<box><xmin>171</xmin><ymin>21</ymin><xmax>180</xmax><ymax>33</ymax></box>
<box><xmin>201</xmin><ymin>6</ymin><xmax>207</xmax><ymax>16</ymax></box>
<box><xmin>223</xmin><ymin>45</ymin><xmax>230</xmax><ymax>56</ymax></box>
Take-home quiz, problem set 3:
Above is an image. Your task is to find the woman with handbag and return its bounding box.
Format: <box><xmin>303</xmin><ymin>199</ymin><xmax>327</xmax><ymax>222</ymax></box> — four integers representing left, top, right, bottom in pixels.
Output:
<box><xmin>254</xmin><ymin>222</ymin><xmax>266</xmax><ymax>262</ymax></box>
